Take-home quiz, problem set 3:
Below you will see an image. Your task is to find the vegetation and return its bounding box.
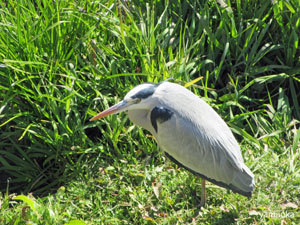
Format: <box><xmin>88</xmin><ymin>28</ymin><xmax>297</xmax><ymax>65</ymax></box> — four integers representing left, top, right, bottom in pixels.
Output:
<box><xmin>0</xmin><ymin>0</ymin><xmax>299</xmax><ymax>224</ymax></box>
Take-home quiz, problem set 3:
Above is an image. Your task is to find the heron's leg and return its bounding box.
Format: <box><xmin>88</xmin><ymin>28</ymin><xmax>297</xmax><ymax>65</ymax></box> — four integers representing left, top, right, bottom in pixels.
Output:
<box><xmin>200</xmin><ymin>179</ymin><xmax>206</xmax><ymax>207</ymax></box>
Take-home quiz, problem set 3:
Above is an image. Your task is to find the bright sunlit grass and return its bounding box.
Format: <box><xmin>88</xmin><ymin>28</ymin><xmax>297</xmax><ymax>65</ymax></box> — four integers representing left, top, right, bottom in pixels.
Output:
<box><xmin>0</xmin><ymin>0</ymin><xmax>299</xmax><ymax>224</ymax></box>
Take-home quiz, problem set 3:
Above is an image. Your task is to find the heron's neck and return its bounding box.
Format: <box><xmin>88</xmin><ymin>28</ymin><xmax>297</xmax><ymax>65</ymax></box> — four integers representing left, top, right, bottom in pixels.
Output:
<box><xmin>127</xmin><ymin>109</ymin><xmax>153</xmax><ymax>133</ymax></box>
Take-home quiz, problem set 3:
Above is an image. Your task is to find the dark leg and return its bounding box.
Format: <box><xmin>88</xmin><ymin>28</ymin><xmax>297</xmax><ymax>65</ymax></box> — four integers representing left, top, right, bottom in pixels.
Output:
<box><xmin>200</xmin><ymin>179</ymin><xmax>206</xmax><ymax>207</ymax></box>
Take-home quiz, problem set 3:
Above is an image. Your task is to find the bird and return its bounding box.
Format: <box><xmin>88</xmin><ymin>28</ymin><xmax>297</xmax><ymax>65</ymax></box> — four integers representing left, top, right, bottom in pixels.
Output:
<box><xmin>90</xmin><ymin>80</ymin><xmax>255</xmax><ymax>206</ymax></box>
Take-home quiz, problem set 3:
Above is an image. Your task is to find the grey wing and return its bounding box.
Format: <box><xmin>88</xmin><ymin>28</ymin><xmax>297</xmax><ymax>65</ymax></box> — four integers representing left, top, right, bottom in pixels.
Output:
<box><xmin>152</xmin><ymin>111</ymin><xmax>255</xmax><ymax>196</ymax></box>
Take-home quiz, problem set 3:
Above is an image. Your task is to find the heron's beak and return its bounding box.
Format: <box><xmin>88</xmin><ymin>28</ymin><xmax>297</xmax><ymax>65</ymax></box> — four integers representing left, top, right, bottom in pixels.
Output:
<box><xmin>90</xmin><ymin>100</ymin><xmax>129</xmax><ymax>121</ymax></box>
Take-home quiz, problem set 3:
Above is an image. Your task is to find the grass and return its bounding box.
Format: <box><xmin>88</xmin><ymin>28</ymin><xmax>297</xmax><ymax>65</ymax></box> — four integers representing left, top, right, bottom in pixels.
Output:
<box><xmin>0</xmin><ymin>0</ymin><xmax>300</xmax><ymax>224</ymax></box>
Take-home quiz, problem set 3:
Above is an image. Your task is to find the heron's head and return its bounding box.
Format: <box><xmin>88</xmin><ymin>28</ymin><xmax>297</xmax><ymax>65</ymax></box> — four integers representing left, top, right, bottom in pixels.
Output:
<box><xmin>90</xmin><ymin>82</ymin><xmax>160</xmax><ymax>121</ymax></box>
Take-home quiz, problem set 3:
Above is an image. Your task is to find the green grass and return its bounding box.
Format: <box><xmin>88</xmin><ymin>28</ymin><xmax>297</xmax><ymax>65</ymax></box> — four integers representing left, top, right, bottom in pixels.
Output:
<box><xmin>0</xmin><ymin>0</ymin><xmax>300</xmax><ymax>224</ymax></box>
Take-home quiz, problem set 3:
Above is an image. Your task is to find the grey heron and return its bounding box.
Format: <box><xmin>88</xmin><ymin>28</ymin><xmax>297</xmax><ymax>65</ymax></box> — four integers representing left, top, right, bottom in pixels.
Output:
<box><xmin>90</xmin><ymin>80</ymin><xmax>255</xmax><ymax>205</ymax></box>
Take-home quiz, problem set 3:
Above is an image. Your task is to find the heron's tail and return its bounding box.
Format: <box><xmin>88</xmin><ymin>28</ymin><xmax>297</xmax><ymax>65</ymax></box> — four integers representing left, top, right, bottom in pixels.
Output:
<box><xmin>231</xmin><ymin>164</ymin><xmax>255</xmax><ymax>197</ymax></box>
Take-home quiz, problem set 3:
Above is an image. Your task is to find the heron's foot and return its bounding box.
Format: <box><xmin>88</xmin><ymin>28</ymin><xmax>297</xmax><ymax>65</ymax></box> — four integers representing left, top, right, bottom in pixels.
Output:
<box><xmin>199</xmin><ymin>197</ymin><xmax>206</xmax><ymax>208</ymax></box>
<box><xmin>191</xmin><ymin>179</ymin><xmax>206</xmax><ymax>209</ymax></box>
<box><xmin>193</xmin><ymin>197</ymin><xmax>205</xmax><ymax>215</ymax></box>
<box><xmin>193</xmin><ymin>191</ymin><xmax>206</xmax><ymax>209</ymax></box>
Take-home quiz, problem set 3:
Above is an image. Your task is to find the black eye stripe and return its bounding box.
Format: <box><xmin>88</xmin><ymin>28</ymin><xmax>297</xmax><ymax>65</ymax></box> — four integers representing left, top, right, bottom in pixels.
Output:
<box><xmin>131</xmin><ymin>84</ymin><xmax>159</xmax><ymax>99</ymax></box>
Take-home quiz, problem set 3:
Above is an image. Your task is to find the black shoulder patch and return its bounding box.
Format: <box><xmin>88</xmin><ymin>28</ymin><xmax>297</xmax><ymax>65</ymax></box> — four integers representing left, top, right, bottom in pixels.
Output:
<box><xmin>150</xmin><ymin>106</ymin><xmax>174</xmax><ymax>132</ymax></box>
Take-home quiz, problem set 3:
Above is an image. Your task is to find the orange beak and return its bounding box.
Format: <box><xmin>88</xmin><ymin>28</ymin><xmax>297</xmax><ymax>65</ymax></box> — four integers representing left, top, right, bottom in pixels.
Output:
<box><xmin>90</xmin><ymin>100</ymin><xmax>129</xmax><ymax>121</ymax></box>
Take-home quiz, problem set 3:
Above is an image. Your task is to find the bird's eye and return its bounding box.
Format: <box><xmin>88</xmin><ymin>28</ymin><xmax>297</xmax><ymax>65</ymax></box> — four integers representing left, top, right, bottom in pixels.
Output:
<box><xmin>133</xmin><ymin>98</ymin><xmax>141</xmax><ymax>104</ymax></box>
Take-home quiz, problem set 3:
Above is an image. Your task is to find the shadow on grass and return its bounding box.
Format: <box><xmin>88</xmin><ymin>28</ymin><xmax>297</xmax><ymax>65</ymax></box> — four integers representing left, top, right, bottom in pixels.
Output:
<box><xmin>193</xmin><ymin>207</ymin><xmax>237</xmax><ymax>225</ymax></box>
<box><xmin>211</xmin><ymin>212</ymin><xmax>237</xmax><ymax>225</ymax></box>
